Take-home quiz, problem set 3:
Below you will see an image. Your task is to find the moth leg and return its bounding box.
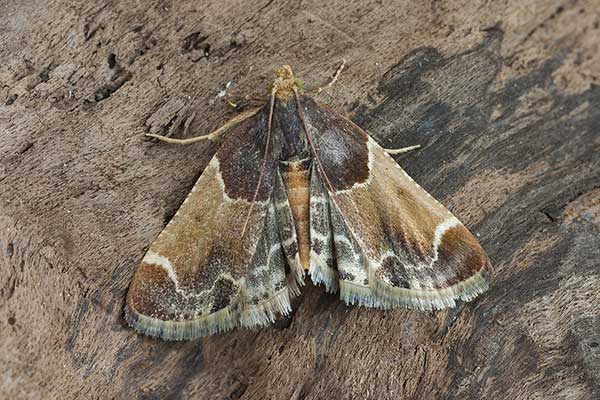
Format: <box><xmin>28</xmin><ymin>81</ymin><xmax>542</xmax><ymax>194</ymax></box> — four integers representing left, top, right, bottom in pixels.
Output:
<box><xmin>225</xmin><ymin>94</ymin><xmax>269</xmax><ymax>110</ymax></box>
<box><xmin>305</xmin><ymin>60</ymin><xmax>347</xmax><ymax>95</ymax></box>
<box><xmin>383</xmin><ymin>144</ymin><xmax>421</xmax><ymax>155</ymax></box>
<box><xmin>145</xmin><ymin>107</ymin><xmax>261</xmax><ymax>144</ymax></box>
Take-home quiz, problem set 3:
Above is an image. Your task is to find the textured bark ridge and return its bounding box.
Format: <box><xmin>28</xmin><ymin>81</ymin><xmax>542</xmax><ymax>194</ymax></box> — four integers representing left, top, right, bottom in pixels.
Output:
<box><xmin>1</xmin><ymin>1</ymin><xmax>599</xmax><ymax>399</ymax></box>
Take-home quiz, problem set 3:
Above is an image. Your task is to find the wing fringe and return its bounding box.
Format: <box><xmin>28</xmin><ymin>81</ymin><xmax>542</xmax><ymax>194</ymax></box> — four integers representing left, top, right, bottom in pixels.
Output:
<box><xmin>339</xmin><ymin>267</ymin><xmax>490</xmax><ymax>311</ymax></box>
<box><xmin>124</xmin><ymin>285</ymin><xmax>296</xmax><ymax>341</ymax></box>
<box><xmin>308</xmin><ymin>250</ymin><xmax>339</xmax><ymax>293</ymax></box>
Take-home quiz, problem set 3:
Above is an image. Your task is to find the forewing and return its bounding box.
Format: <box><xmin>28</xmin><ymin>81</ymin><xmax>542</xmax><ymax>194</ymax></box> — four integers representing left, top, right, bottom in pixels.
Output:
<box><xmin>307</xmin><ymin>164</ymin><xmax>338</xmax><ymax>293</ymax></box>
<box><xmin>126</xmin><ymin>110</ymin><xmax>296</xmax><ymax>340</ymax></box>
<box><xmin>302</xmin><ymin>97</ymin><xmax>490</xmax><ymax>310</ymax></box>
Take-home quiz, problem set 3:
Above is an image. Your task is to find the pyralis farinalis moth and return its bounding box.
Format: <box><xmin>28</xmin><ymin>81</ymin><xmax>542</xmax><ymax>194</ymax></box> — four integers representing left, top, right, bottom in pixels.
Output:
<box><xmin>125</xmin><ymin>64</ymin><xmax>490</xmax><ymax>340</ymax></box>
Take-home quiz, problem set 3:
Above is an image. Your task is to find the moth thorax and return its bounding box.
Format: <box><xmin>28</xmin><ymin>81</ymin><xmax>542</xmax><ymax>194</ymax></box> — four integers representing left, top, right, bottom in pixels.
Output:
<box><xmin>280</xmin><ymin>158</ymin><xmax>312</xmax><ymax>270</ymax></box>
<box><xmin>275</xmin><ymin>97</ymin><xmax>309</xmax><ymax>161</ymax></box>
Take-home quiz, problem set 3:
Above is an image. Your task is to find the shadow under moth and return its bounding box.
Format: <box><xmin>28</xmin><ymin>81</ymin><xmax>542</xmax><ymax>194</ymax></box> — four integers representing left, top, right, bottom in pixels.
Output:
<box><xmin>125</xmin><ymin>64</ymin><xmax>491</xmax><ymax>340</ymax></box>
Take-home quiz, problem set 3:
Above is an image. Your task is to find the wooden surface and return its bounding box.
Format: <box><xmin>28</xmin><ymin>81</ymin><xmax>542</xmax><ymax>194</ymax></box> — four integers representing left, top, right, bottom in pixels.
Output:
<box><xmin>1</xmin><ymin>1</ymin><xmax>599</xmax><ymax>399</ymax></box>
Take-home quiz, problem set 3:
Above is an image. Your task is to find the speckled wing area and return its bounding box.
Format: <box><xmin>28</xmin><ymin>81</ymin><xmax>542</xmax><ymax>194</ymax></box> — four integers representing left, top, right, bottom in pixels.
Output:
<box><xmin>302</xmin><ymin>97</ymin><xmax>490</xmax><ymax>310</ymax></box>
<box><xmin>125</xmin><ymin>110</ymin><xmax>300</xmax><ymax>340</ymax></box>
<box><xmin>307</xmin><ymin>165</ymin><xmax>338</xmax><ymax>293</ymax></box>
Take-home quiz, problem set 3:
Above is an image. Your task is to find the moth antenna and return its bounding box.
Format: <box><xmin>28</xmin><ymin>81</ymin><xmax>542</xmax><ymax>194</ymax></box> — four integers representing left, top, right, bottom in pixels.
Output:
<box><xmin>241</xmin><ymin>89</ymin><xmax>276</xmax><ymax>238</ymax></box>
<box><xmin>305</xmin><ymin>59</ymin><xmax>346</xmax><ymax>95</ymax></box>
<box><xmin>145</xmin><ymin>107</ymin><xmax>261</xmax><ymax>145</ymax></box>
<box><xmin>384</xmin><ymin>144</ymin><xmax>421</xmax><ymax>155</ymax></box>
<box><xmin>317</xmin><ymin>59</ymin><xmax>346</xmax><ymax>93</ymax></box>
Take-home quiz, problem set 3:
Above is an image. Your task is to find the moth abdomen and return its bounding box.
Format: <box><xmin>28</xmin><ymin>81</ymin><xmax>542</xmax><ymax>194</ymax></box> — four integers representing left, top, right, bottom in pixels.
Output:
<box><xmin>280</xmin><ymin>158</ymin><xmax>312</xmax><ymax>270</ymax></box>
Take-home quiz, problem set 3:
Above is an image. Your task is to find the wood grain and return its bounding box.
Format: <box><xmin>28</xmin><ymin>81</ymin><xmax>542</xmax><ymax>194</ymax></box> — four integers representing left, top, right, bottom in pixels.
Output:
<box><xmin>1</xmin><ymin>1</ymin><xmax>599</xmax><ymax>399</ymax></box>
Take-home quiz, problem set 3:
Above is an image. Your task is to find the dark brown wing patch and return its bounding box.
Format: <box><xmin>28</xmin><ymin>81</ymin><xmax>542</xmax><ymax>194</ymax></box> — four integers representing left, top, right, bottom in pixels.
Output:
<box><xmin>213</xmin><ymin>110</ymin><xmax>273</xmax><ymax>202</ymax></box>
<box><xmin>301</xmin><ymin>98</ymin><xmax>370</xmax><ymax>191</ymax></box>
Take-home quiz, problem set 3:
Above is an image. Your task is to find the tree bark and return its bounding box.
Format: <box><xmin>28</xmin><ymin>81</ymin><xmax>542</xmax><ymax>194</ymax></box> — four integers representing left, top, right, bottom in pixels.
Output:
<box><xmin>1</xmin><ymin>1</ymin><xmax>599</xmax><ymax>399</ymax></box>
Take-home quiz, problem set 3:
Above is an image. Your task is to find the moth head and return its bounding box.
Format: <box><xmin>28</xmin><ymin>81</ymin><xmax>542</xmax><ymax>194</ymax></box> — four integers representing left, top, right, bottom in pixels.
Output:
<box><xmin>272</xmin><ymin>65</ymin><xmax>303</xmax><ymax>99</ymax></box>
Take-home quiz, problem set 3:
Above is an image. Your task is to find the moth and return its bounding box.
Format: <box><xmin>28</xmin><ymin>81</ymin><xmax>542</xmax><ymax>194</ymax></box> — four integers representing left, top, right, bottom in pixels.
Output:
<box><xmin>125</xmin><ymin>64</ymin><xmax>490</xmax><ymax>340</ymax></box>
